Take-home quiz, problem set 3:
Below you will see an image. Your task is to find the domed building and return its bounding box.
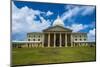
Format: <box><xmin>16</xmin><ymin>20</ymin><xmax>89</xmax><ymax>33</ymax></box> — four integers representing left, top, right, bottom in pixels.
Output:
<box><xmin>12</xmin><ymin>16</ymin><xmax>95</xmax><ymax>48</ymax></box>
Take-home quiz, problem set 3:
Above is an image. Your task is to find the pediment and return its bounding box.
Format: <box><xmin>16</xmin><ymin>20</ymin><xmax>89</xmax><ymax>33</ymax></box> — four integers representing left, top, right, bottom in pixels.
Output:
<box><xmin>43</xmin><ymin>25</ymin><xmax>72</xmax><ymax>32</ymax></box>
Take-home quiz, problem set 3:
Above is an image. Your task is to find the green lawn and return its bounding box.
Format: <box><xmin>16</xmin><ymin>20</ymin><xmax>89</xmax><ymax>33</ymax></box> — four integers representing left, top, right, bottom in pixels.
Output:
<box><xmin>12</xmin><ymin>47</ymin><xmax>96</xmax><ymax>66</ymax></box>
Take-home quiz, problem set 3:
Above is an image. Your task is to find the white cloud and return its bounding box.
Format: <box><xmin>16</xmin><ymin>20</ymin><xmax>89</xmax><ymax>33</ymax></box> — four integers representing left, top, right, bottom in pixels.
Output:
<box><xmin>88</xmin><ymin>21</ymin><xmax>96</xmax><ymax>28</ymax></box>
<box><xmin>12</xmin><ymin>2</ymin><xmax>51</xmax><ymax>34</ymax></box>
<box><xmin>67</xmin><ymin>24</ymin><xmax>88</xmax><ymax>32</ymax></box>
<box><xmin>81</xmin><ymin>6</ymin><xmax>95</xmax><ymax>16</ymax></box>
<box><xmin>61</xmin><ymin>6</ymin><xmax>80</xmax><ymax>21</ymax></box>
<box><xmin>46</xmin><ymin>11</ymin><xmax>53</xmax><ymax>16</ymax></box>
<box><xmin>88</xmin><ymin>28</ymin><xmax>95</xmax><ymax>41</ymax></box>
<box><xmin>61</xmin><ymin>5</ymin><xmax>95</xmax><ymax>21</ymax></box>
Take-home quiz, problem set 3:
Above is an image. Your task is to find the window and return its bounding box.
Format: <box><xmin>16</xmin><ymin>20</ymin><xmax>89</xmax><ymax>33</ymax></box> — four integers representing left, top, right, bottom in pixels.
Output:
<box><xmin>83</xmin><ymin>35</ymin><xmax>86</xmax><ymax>37</ymax></box>
<box><xmin>80</xmin><ymin>39</ymin><xmax>82</xmax><ymax>41</ymax></box>
<box><xmin>38</xmin><ymin>35</ymin><xmax>40</xmax><ymax>38</ymax></box>
<box><xmin>84</xmin><ymin>39</ymin><xmax>86</xmax><ymax>41</ymax></box>
<box><xmin>33</xmin><ymin>35</ymin><xmax>35</xmax><ymax>37</ymax></box>
<box><xmin>33</xmin><ymin>39</ymin><xmax>35</xmax><ymax>41</ymax></box>
<box><xmin>28</xmin><ymin>39</ymin><xmax>30</xmax><ymax>41</ymax></box>
<box><xmin>80</xmin><ymin>35</ymin><xmax>81</xmax><ymax>37</ymax></box>
<box><xmin>38</xmin><ymin>39</ymin><xmax>40</xmax><ymax>41</ymax></box>
<box><xmin>28</xmin><ymin>35</ymin><xmax>31</xmax><ymax>37</ymax></box>
<box><xmin>75</xmin><ymin>39</ymin><xmax>77</xmax><ymax>41</ymax></box>
<box><xmin>75</xmin><ymin>36</ymin><xmax>77</xmax><ymax>37</ymax></box>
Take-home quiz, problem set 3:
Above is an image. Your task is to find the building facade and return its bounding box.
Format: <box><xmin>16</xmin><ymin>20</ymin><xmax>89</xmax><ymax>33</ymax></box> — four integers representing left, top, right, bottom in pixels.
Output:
<box><xmin>12</xmin><ymin>16</ymin><xmax>95</xmax><ymax>48</ymax></box>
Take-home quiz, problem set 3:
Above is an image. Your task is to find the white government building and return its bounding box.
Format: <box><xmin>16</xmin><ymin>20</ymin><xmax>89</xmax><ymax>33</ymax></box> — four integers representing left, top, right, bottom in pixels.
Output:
<box><xmin>12</xmin><ymin>16</ymin><xmax>95</xmax><ymax>48</ymax></box>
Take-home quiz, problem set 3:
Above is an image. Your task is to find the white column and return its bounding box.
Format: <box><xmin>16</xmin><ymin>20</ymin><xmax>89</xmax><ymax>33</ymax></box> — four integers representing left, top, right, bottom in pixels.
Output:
<box><xmin>31</xmin><ymin>43</ymin><xmax>32</xmax><ymax>48</ymax></box>
<box><xmin>81</xmin><ymin>43</ymin><xmax>83</xmax><ymax>47</ymax></box>
<box><xmin>32</xmin><ymin>44</ymin><xmax>34</xmax><ymax>48</ymax></box>
<box><xmin>42</xmin><ymin>34</ymin><xmax>44</xmax><ymax>47</ymax></box>
<box><xmin>17</xmin><ymin>44</ymin><xmax>19</xmax><ymax>48</ymax></box>
<box><xmin>48</xmin><ymin>33</ymin><xmax>50</xmax><ymax>47</ymax></box>
<box><xmin>54</xmin><ymin>33</ymin><xmax>56</xmax><ymax>48</ymax></box>
<box><xmin>26</xmin><ymin>43</ymin><xmax>28</xmax><ymax>48</ymax></box>
<box><xmin>74</xmin><ymin>43</ymin><xmax>75</xmax><ymax>47</ymax></box>
<box><xmin>82</xmin><ymin>43</ymin><xmax>84</xmax><ymax>46</ymax></box>
<box><xmin>65</xmin><ymin>33</ymin><xmax>67</xmax><ymax>47</ymax></box>
<box><xmin>85</xmin><ymin>43</ymin><xmax>87</xmax><ymax>46</ymax></box>
<box><xmin>31</xmin><ymin>43</ymin><xmax>33</xmax><ymax>48</ymax></box>
<box><xmin>60</xmin><ymin>33</ymin><xmax>62</xmax><ymax>47</ymax></box>
<box><xmin>79</xmin><ymin>43</ymin><xmax>81</xmax><ymax>47</ymax></box>
<box><xmin>79</xmin><ymin>43</ymin><xmax>80</xmax><ymax>47</ymax></box>
<box><xmin>29</xmin><ymin>43</ymin><xmax>31</xmax><ymax>48</ymax></box>
<box><xmin>83</xmin><ymin>43</ymin><xmax>85</xmax><ymax>46</ymax></box>
<box><xmin>71</xmin><ymin>34</ymin><xmax>73</xmax><ymax>47</ymax></box>
<box><xmin>30</xmin><ymin>44</ymin><xmax>31</xmax><ymax>48</ymax></box>
<box><xmin>34</xmin><ymin>44</ymin><xmax>36</xmax><ymax>48</ymax></box>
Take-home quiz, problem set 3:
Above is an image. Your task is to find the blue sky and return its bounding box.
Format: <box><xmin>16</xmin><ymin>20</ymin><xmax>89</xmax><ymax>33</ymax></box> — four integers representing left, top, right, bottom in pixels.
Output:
<box><xmin>12</xmin><ymin>1</ymin><xmax>96</xmax><ymax>41</ymax></box>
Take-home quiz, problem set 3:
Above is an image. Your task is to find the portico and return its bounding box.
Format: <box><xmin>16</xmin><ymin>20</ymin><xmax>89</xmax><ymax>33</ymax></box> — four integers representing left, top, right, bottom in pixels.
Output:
<box><xmin>43</xmin><ymin>32</ymin><xmax>72</xmax><ymax>47</ymax></box>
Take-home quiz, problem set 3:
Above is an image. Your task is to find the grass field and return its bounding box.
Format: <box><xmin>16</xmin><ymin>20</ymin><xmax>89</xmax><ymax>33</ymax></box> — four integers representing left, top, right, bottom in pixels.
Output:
<box><xmin>12</xmin><ymin>47</ymin><xmax>96</xmax><ymax>66</ymax></box>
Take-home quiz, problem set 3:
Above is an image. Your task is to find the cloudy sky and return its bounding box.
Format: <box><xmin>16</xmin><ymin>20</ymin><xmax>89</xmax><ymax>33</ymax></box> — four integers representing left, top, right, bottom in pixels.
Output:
<box><xmin>12</xmin><ymin>1</ymin><xmax>96</xmax><ymax>41</ymax></box>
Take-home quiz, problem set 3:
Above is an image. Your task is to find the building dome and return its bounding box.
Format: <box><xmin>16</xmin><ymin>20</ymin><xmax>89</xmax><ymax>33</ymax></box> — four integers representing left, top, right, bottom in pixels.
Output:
<box><xmin>53</xmin><ymin>15</ymin><xmax>64</xmax><ymax>26</ymax></box>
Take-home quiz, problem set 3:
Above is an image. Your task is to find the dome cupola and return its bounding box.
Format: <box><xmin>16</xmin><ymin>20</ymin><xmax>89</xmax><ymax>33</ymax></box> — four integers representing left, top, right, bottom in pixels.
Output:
<box><xmin>53</xmin><ymin>15</ymin><xmax>64</xmax><ymax>27</ymax></box>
